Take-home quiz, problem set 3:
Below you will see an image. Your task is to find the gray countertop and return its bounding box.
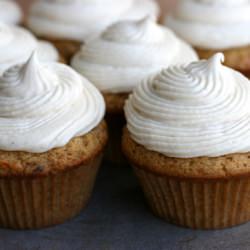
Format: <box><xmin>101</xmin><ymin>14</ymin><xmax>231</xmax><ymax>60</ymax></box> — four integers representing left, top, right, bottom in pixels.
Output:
<box><xmin>0</xmin><ymin>162</ymin><xmax>249</xmax><ymax>250</ymax></box>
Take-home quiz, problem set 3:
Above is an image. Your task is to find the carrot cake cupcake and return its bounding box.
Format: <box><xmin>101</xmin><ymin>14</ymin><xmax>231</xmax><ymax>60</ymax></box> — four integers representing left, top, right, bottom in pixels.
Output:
<box><xmin>0</xmin><ymin>0</ymin><xmax>22</xmax><ymax>25</ymax></box>
<box><xmin>71</xmin><ymin>17</ymin><xmax>198</xmax><ymax>165</ymax></box>
<box><xmin>0</xmin><ymin>23</ymin><xmax>62</xmax><ymax>75</ymax></box>
<box><xmin>123</xmin><ymin>53</ymin><xmax>250</xmax><ymax>229</ymax></box>
<box><xmin>26</xmin><ymin>0</ymin><xmax>160</xmax><ymax>62</ymax></box>
<box><xmin>165</xmin><ymin>0</ymin><xmax>250</xmax><ymax>77</ymax></box>
<box><xmin>0</xmin><ymin>53</ymin><xmax>107</xmax><ymax>229</ymax></box>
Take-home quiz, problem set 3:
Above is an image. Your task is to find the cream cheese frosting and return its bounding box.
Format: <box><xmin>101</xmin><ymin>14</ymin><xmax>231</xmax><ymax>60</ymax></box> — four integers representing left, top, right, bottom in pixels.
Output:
<box><xmin>0</xmin><ymin>0</ymin><xmax>22</xmax><ymax>25</ymax></box>
<box><xmin>27</xmin><ymin>0</ymin><xmax>159</xmax><ymax>41</ymax></box>
<box><xmin>165</xmin><ymin>0</ymin><xmax>250</xmax><ymax>49</ymax></box>
<box><xmin>0</xmin><ymin>23</ymin><xmax>59</xmax><ymax>75</ymax></box>
<box><xmin>125</xmin><ymin>53</ymin><xmax>250</xmax><ymax>158</ymax></box>
<box><xmin>0</xmin><ymin>53</ymin><xmax>105</xmax><ymax>153</ymax></box>
<box><xmin>71</xmin><ymin>17</ymin><xmax>198</xmax><ymax>94</ymax></box>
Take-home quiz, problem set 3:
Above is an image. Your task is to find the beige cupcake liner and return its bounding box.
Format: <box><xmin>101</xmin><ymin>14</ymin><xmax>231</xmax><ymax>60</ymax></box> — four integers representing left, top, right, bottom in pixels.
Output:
<box><xmin>0</xmin><ymin>155</ymin><xmax>102</xmax><ymax>229</ymax></box>
<box><xmin>134</xmin><ymin>166</ymin><xmax>250</xmax><ymax>229</ymax></box>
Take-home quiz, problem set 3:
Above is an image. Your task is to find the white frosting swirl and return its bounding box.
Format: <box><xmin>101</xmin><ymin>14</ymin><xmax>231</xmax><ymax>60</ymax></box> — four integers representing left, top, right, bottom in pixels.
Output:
<box><xmin>71</xmin><ymin>17</ymin><xmax>198</xmax><ymax>94</ymax></box>
<box><xmin>0</xmin><ymin>23</ymin><xmax>59</xmax><ymax>75</ymax></box>
<box><xmin>27</xmin><ymin>0</ymin><xmax>159</xmax><ymax>41</ymax></box>
<box><xmin>0</xmin><ymin>0</ymin><xmax>22</xmax><ymax>25</ymax></box>
<box><xmin>165</xmin><ymin>0</ymin><xmax>250</xmax><ymax>49</ymax></box>
<box><xmin>125</xmin><ymin>53</ymin><xmax>250</xmax><ymax>158</ymax></box>
<box><xmin>0</xmin><ymin>53</ymin><xmax>105</xmax><ymax>153</ymax></box>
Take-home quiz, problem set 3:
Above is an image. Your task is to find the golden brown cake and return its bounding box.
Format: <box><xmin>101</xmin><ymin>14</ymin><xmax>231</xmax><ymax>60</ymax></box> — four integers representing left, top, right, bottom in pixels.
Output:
<box><xmin>0</xmin><ymin>121</ymin><xmax>107</xmax><ymax>177</ymax></box>
<box><xmin>103</xmin><ymin>93</ymin><xmax>129</xmax><ymax>114</ymax></box>
<box><xmin>122</xmin><ymin>54</ymin><xmax>250</xmax><ymax>229</ymax></box>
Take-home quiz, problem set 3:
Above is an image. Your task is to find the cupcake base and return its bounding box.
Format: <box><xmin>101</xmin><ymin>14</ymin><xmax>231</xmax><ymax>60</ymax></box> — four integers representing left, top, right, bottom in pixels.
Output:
<box><xmin>122</xmin><ymin>128</ymin><xmax>250</xmax><ymax>229</ymax></box>
<box><xmin>195</xmin><ymin>45</ymin><xmax>250</xmax><ymax>78</ymax></box>
<box><xmin>0</xmin><ymin>155</ymin><xmax>102</xmax><ymax>229</ymax></box>
<box><xmin>134</xmin><ymin>166</ymin><xmax>250</xmax><ymax>229</ymax></box>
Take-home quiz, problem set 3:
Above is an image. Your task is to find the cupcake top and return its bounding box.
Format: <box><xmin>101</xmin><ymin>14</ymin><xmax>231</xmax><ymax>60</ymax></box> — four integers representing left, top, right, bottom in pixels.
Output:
<box><xmin>71</xmin><ymin>17</ymin><xmax>198</xmax><ymax>94</ymax></box>
<box><xmin>27</xmin><ymin>0</ymin><xmax>159</xmax><ymax>41</ymax></box>
<box><xmin>0</xmin><ymin>0</ymin><xmax>22</xmax><ymax>25</ymax></box>
<box><xmin>165</xmin><ymin>0</ymin><xmax>250</xmax><ymax>49</ymax></box>
<box><xmin>0</xmin><ymin>23</ymin><xmax>59</xmax><ymax>75</ymax></box>
<box><xmin>0</xmin><ymin>53</ymin><xmax>105</xmax><ymax>153</ymax></box>
<box><xmin>125</xmin><ymin>53</ymin><xmax>250</xmax><ymax>158</ymax></box>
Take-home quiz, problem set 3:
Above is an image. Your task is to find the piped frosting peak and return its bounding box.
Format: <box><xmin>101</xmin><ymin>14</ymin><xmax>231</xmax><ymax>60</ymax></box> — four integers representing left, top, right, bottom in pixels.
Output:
<box><xmin>0</xmin><ymin>53</ymin><xmax>105</xmax><ymax>152</ymax></box>
<box><xmin>0</xmin><ymin>23</ymin><xmax>59</xmax><ymax>75</ymax></box>
<box><xmin>71</xmin><ymin>17</ymin><xmax>198</xmax><ymax>93</ymax></box>
<box><xmin>125</xmin><ymin>53</ymin><xmax>250</xmax><ymax>158</ymax></box>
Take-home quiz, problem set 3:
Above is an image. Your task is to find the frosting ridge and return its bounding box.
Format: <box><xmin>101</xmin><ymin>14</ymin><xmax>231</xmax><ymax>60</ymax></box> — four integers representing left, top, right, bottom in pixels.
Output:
<box><xmin>0</xmin><ymin>53</ymin><xmax>105</xmax><ymax>152</ymax></box>
<box><xmin>125</xmin><ymin>53</ymin><xmax>250</xmax><ymax>158</ymax></box>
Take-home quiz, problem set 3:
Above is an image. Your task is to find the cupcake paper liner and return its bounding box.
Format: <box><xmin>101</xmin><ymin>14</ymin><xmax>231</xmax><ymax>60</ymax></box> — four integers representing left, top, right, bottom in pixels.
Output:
<box><xmin>134</xmin><ymin>166</ymin><xmax>250</xmax><ymax>229</ymax></box>
<box><xmin>0</xmin><ymin>155</ymin><xmax>102</xmax><ymax>229</ymax></box>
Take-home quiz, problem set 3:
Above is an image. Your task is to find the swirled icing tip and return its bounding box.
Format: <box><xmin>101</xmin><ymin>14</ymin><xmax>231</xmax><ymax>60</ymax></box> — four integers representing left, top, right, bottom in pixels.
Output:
<box><xmin>209</xmin><ymin>53</ymin><xmax>225</xmax><ymax>65</ymax></box>
<box><xmin>204</xmin><ymin>53</ymin><xmax>225</xmax><ymax>72</ymax></box>
<box><xmin>1</xmin><ymin>50</ymin><xmax>38</xmax><ymax>79</ymax></box>
<box><xmin>27</xmin><ymin>50</ymin><xmax>38</xmax><ymax>62</ymax></box>
<box><xmin>23</xmin><ymin>51</ymin><xmax>39</xmax><ymax>75</ymax></box>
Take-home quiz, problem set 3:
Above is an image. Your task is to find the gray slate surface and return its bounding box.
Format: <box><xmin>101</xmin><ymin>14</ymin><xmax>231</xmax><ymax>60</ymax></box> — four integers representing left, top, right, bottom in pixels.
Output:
<box><xmin>0</xmin><ymin>162</ymin><xmax>249</xmax><ymax>250</ymax></box>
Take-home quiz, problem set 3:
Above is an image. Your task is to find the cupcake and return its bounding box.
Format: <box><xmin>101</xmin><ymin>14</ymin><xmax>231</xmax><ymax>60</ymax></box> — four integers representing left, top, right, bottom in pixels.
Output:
<box><xmin>0</xmin><ymin>53</ymin><xmax>107</xmax><ymax>229</ymax></box>
<box><xmin>165</xmin><ymin>0</ymin><xmax>250</xmax><ymax>77</ymax></box>
<box><xmin>26</xmin><ymin>0</ymin><xmax>159</xmax><ymax>62</ymax></box>
<box><xmin>123</xmin><ymin>53</ymin><xmax>250</xmax><ymax>229</ymax></box>
<box><xmin>0</xmin><ymin>0</ymin><xmax>22</xmax><ymax>25</ymax></box>
<box><xmin>71</xmin><ymin>17</ymin><xmax>198</xmax><ymax>165</ymax></box>
<box><xmin>0</xmin><ymin>23</ymin><xmax>63</xmax><ymax>75</ymax></box>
